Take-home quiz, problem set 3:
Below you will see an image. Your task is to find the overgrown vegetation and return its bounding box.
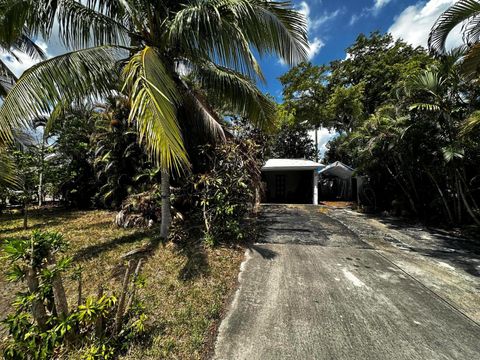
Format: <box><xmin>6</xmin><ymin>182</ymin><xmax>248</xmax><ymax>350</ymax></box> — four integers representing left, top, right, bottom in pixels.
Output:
<box><xmin>281</xmin><ymin>32</ymin><xmax>480</xmax><ymax>226</ymax></box>
<box><xmin>0</xmin><ymin>209</ymin><xmax>244</xmax><ymax>359</ymax></box>
<box><xmin>2</xmin><ymin>230</ymin><xmax>147</xmax><ymax>359</ymax></box>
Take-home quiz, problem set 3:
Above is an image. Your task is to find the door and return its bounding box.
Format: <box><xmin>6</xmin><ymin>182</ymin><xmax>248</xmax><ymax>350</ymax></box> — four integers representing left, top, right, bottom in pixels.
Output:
<box><xmin>275</xmin><ymin>174</ymin><xmax>286</xmax><ymax>201</ymax></box>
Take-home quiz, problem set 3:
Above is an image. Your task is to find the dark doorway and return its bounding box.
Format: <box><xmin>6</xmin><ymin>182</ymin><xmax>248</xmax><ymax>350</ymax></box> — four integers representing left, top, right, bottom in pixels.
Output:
<box><xmin>262</xmin><ymin>170</ymin><xmax>313</xmax><ymax>204</ymax></box>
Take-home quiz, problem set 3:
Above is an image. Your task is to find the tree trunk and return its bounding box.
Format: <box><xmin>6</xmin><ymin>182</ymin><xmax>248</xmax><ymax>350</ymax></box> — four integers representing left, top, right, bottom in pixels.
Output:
<box><xmin>95</xmin><ymin>286</ymin><xmax>104</xmax><ymax>337</ymax></box>
<box><xmin>23</xmin><ymin>200</ymin><xmax>28</xmax><ymax>230</ymax></box>
<box><xmin>426</xmin><ymin>169</ymin><xmax>454</xmax><ymax>224</ymax></box>
<box><xmin>456</xmin><ymin>171</ymin><xmax>480</xmax><ymax>226</ymax></box>
<box><xmin>160</xmin><ymin>169</ymin><xmax>172</xmax><ymax>240</ymax></box>
<box><xmin>38</xmin><ymin>137</ymin><xmax>45</xmax><ymax>207</ymax></box>
<box><xmin>386</xmin><ymin>166</ymin><xmax>417</xmax><ymax>215</ymax></box>
<box><xmin>314</xmin><ymin>127</ymin><xmax>319</xmax><ymax>163</ymax></box>
<box><xmin>114</xmin><ymin>260</ymin><xmax>133</xmax><ymax>335</ymax></box>
<box><xmin>26</xmin><ymin>267</ymin><xmax>48</xmax><ymax>330</ymax></box>
<box><xmin>47</xmin><ymin>253</ymin><xmax>69</xmax><ymax>317</ymax></box>
<box><xmin>38</xmin><ymin>172</ymin><xmax>43</xmax><ymax>207</ymax></box>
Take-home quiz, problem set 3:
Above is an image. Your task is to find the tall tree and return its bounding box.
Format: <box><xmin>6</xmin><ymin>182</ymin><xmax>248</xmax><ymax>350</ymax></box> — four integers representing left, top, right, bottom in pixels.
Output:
<box><xmin>429</xmin><ymin>0</ymin><xmax>480</xmax><ymax>133</ymax></box>
<box><xmin>279</xmin><ymin>62</ymin><xmax>330</xmax><ymax>160</ymax></box>
<box><xmin>0</xmin><ymin>0</ymin><xmax>308</xmax><ymax>238</ymax></box>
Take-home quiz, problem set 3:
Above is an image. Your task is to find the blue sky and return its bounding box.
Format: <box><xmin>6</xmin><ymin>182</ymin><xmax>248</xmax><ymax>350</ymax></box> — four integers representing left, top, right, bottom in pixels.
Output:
<box><xmin>257</xmin><ymin>0</ymin><xmax>462</xmax><ymax>100</ymax></box>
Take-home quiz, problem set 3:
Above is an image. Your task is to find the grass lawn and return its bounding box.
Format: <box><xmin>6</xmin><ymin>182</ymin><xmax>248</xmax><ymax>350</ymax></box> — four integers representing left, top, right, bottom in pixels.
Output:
<box><xmin>0</xmin><ymin>208</ymin><xmax>245</xmax><ymax>359</ymax></box>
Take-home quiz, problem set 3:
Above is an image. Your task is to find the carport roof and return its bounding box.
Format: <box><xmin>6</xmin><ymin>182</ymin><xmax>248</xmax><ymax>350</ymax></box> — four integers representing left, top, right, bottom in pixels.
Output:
<box><xmin>319</xmin><ymin>161</ymin><xmax>354</xmax><ymax>179</ymax></box>
<box><xmin>262</xmin><ymin>158</ymin><xmax>323</xmax><ymax>171</ymax></box>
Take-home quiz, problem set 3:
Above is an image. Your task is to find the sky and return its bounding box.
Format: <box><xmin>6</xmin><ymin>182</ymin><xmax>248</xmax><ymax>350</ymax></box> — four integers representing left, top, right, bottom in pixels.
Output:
<box><xmin>0</xmin><ymin>0</ymin><xmax>464</xmax><ymax>158</ymax></box>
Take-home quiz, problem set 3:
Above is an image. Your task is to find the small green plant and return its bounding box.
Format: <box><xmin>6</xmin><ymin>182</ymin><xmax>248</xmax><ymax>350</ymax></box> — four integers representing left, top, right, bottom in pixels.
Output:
<box><xmin>1</xmin><ymin>230</ymin><xmax>147</xmax><ymax>359</ymax></box>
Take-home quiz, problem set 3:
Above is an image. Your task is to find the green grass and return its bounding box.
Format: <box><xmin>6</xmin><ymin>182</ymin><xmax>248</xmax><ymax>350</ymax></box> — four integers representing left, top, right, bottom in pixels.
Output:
<box><xmin>0</xmin><ymin>208</ymin><xmax>244</xmax><ymax>359</ymax></box>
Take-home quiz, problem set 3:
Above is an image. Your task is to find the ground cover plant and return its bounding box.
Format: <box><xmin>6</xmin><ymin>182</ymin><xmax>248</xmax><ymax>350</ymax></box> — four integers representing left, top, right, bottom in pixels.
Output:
<box><xmin>0</xmin><ymin>208</ymin><xmax>244</xmax><ymax>359</ymax></box>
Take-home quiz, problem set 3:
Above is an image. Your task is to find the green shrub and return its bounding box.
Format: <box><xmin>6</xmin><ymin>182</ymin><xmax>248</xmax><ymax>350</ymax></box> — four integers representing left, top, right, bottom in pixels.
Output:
<box><xmin>1</xmin><ymin>231</ymin><xmax>146</xmax><ymax>359</ymax></box>
<box><xmin>192</xmin><ymin>141</ymin><xmax>262</xmax><ymax>245</ymax></box>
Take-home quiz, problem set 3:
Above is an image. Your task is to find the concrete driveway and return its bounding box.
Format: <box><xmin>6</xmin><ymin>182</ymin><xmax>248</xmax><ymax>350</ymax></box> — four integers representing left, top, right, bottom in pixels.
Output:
<box><xmin>213</xmin><ymin>205</ymin><xmax>480</xmax><ymax>360</ymax></box>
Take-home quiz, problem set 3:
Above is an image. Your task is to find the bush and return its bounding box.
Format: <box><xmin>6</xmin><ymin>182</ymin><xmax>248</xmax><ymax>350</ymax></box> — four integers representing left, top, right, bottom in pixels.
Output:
<box><xmin>1</xmin><ymin>231</ymin><xmax>146</xmax><ymax>359</ymax></box>
<box><xmin>192</xmin><ymin>140</ymin><xmax>262</xmax><ymax>244</ymax></box>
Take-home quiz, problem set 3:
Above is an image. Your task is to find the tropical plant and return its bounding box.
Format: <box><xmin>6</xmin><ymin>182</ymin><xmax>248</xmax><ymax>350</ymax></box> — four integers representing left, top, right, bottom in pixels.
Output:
<box><xmin>2</xmin><ymin>230</ymin><xmax>147</xmax><ymax>359</ymax></box>
<box><xmin>47</xmin><ymin>103</ymin><xmax>98</xmax><ymax>208</ymax></box>
<box><xmin>92</xmin><ymin>95</ymin><xmax>149</xmax><ymax>209</ymax></box>
<box><xmin>406</xmin><ymin>53</ymin><xmax>480</xmax><ymax>225</ymax></box>
<box><xmin>0</xmin><ymin>0</ymin><xmax>308</xmax><ymax>239</ymax></box>
<box><xmin>429</xmin><ymin>0</ymin><xmax>480</xmax><ymax>133</ymax></box>
<box><xmin>193</xmin><ymin>140</ymin><xmax>262</xmax><ymax>245</ymax></box>
<box><xmin>0</xmin><ymin>14</ymin><xmax>47</xmax><ymax>186</ymax></box>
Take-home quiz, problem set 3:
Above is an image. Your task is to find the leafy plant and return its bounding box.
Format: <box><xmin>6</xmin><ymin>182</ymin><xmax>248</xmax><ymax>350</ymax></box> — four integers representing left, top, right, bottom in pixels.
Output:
<box><xmin>193</xmin><ymin>141</ymin><xmax>262</xmax><ymax>244</ymax></box>
<box><xmin>1</xmin><ymin>231</ymin><xmax>147</xmax><ymax>359</ymax></box>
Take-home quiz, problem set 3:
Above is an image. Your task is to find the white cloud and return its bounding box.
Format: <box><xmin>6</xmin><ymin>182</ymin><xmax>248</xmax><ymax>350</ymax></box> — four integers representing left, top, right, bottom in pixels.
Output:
<box><xmin>309</xmin><ymin>128</ymin><xmax>337</xmax><ymax>157</ymax></box>
<box><xmin>299</xmin><ymin>1</ymin><xmax>340</xmax><ymax>31</ymax></box>
<box><xmin>349</xmin><ymin>14</ymin><xmax>361</xmax><ymax>26</ymax></box>
<box><xmin>306</xmin><ymin>37</ymin><xmax>325</xmax><ymax>60</ymax></box>
<box><xmin>373</xmin><ymin>0</ymin><xmax>393</xmax><ymax>12</ymax></box>
<box><xmin>389</xmin><ymin>0</ymin><xmax>462</xmax><ymax>49</ymax></box>
<box><xmin>351</xmin><ymin>0</ymin><xmax>393</xmax><ymax>25</ymax></box>
<box><xmin>311</xmin><ymin>9</ymin><xmax>342</xmax><ymax>30</ymax></box>
<box><xmin>0</xmin><ymin>41</ymin><xmax>49</xmax><ymax>77</ymax></box>
<box><xmin>297</xmin><ymin>1</ymin><xmax>328</xmax><ymax>60</ymax></box>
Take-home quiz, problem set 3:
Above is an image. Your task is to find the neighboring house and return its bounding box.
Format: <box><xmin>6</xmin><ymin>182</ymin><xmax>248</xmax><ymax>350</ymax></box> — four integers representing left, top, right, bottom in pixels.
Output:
<box><xmin>261</xmin><ymin>159</ymin><xmax>324</xmax><ymax>205</ymax></box>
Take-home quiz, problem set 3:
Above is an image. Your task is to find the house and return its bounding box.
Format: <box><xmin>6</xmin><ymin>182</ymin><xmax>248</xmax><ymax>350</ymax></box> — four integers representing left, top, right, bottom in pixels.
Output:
<box><xmin>261</xmin><ymin>159</ymin><xmax>324</xmax><ymax>205</ymax></box>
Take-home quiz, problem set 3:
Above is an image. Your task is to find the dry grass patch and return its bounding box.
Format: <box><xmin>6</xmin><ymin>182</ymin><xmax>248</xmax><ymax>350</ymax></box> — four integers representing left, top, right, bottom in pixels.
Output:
<box><xmin>0</xmin><ymin>208</ymin><xmax>244</xmax><ymax>359</ymax></box>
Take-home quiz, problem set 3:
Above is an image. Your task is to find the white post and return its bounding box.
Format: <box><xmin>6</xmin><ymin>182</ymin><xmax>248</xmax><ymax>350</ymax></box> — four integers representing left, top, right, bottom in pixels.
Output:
<box><xmin>313</xmin><ymin>170</ymin><xmax>319</xmax><ymax>205</ymax></box>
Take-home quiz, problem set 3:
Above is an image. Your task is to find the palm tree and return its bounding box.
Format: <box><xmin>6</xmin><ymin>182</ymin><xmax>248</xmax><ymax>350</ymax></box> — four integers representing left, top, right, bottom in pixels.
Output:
<box><xmin>429</xmin><ymin>0</ymin><xmax>480</xmax><ymax>76</ymax></box>
<box><xmin>0</xmin><ymin>33</ymin><xmax>46</xmax><ymax>93</ymax></box>
<box><xmin>0</xmin><ymin>0</ymin><xmax>308</xmax><ymax>238</ymax></box>
<box><xmin>0</xmin><ymin>25</ymin><xmax>46</xmax><ymax>186</ymax></box>
<box><xmin>406</xmin><ymin>52</ymin><xmax>480</xmax><ymax>225</ymax></box>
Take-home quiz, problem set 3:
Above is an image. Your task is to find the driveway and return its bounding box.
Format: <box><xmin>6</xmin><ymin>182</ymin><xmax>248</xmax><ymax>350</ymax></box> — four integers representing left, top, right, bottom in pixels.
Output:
<box><xmin>213</xmin><ymin>204</ymin><xmax>480</xmax><ymax>360</ymax></box>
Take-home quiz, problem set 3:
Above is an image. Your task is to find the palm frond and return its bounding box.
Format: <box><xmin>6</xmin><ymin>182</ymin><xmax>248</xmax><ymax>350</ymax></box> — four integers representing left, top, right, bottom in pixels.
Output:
<box><xmin>409</xmin><ymin>103</ymin><xmax>442</xmax><ymax>112</ymax></box>
<box><xmin>181</xmin><ymin>83</ymin><xmax>226</xmax><ymax>142</ymax></box>
<box><xmin>442</xmin><ymin>145</ymin><xmax>465</xmax><ymax>162</ymax></box>
<box><xmin>170</xmin><ymin>0</ymin><xmax>308</xmax><ymax>80</ymax></box>
<box><xmin>193</xmin><ymin>60</ymin><xmax>276</xmax><ymax>131</ymax></box>
<box><xmin>57</xmin><ymin>0</ymin><xmax>130</xmax><ymax>49</ymax></box>
<box><xmin>11</xmin><ymin>33</ymin><xmax>47</xmax><ymax>60</ymax></box>
<box><xmin>0</xmin><ymin>144</ymin><xmax>18</xmax><ymax>187</ymax></box>
<box><xmin>407</xmin><ymin>70</ymin><xmax>446</xmax><ymax>97</ymax></box>
<box><xmin>242</xmin><ymin>0</ymin><xmax>309</xmax><ymax>65</ymax></box>
<box><xmin>462</xmin><ymin>109</ymin><xmax>480</xmax><ymax>134</ymax></box>
<box><xmin>122</xmin><ymin>46</ymin><xmax>189</xmax><ymax>171</ymax></box>
<box><xmin>429</xmin><ymin>0</ymin><xmax>480</xmax><ymax>54</ymax></box>
<box><xmin>0</xmin><ymin>0</ymin><xmax>33</xmax><ymax>46</ymax></box>
<box><xmin>0</xmin><ymin>58</ymin><xmax>17</xmax><ymax>98</ymax></box>
<box><xmin>169</xmin><ymin>0</ymin><xmax>265</xmax><ymax>81</ymax></box>
<box><xmin>0</xmin><ymin>45</ymin><xmax>128</xmax><ymax>143</ymax></box>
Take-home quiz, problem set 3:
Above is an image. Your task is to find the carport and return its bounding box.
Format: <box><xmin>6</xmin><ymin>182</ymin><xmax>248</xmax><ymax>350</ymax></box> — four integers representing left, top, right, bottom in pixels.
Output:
<box><xmin>319</xmin><ymin>161</ymin><xmax>356</xmax><ymax>201</ymax></box>
<box><xmin>261</xmin><ymin>159</ymin><xmax>323</xmax><ymax>205</ymax></box>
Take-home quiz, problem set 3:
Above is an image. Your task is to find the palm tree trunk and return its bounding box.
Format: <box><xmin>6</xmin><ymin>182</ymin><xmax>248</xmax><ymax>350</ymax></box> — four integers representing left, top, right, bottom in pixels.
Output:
<box><xmin>38</xmin><ymin>137</ymin><xmax>45</xmax><ymax>207</ymax></box>
<box><xmin>38</xmin><ymin>172</ymin><xmax>43</xmax><ymax>207</ymax></box>
<box><xmin>456</xmin><ymin>170</ymin><xmax>480</xmax><ymax>226</ymax></box>
<box><xmin>160</xmin><ymin>168</ymin><xmax>171</xmax><ymax>240</ymax></box>
<box><xmin>426</xmin><ymin>169</ymin><xmax>454</xmax><ymax>224</ymax></box>
<box><xmin>26</xmin><ymin>267</ymin><xmax>48</xmax><ymax>330</ymax></box>
<box><xmin>386</xmin><ymin>165</ymin><xmax>417</xmax><ymax>215</ymax></box>
<box><xmin>47</xmin><ymin>253</ymin><xmax>69</xmax><ymax>317</ymax></box>
<box><xmin>23</xmin><ymin>200</ymin><xmax>28</xmax><ymax>230</ymax></box>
